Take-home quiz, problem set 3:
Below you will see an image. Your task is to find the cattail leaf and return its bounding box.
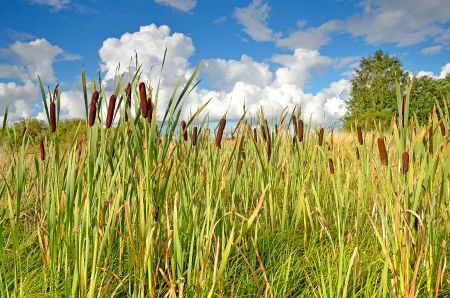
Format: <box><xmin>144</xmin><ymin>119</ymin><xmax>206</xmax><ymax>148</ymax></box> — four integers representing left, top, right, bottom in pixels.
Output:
<box><xmin>81</xmin><ymin>66</ymin><xmax>89</xmax><ymax>121</ymax></box>
<box><xmin>2</xmin><ymin>105</ymin><xmax>8</xmax><ymax>134</ymax></box>
<box><xmin>38</xmin><ymin>76</ymin><xmax>50</xmax><ymax>124</ymax></box>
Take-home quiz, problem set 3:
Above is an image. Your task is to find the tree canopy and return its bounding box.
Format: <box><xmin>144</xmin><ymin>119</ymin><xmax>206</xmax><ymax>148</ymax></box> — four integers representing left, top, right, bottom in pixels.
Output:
<box><xmin>344</xmin><ymin>50</ymin><xmax>449</xmax><ymax>129</ymax></box>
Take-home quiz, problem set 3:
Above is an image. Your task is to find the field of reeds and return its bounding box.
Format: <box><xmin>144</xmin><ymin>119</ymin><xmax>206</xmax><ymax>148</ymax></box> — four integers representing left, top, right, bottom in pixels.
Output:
<box><xmin>0</xmin><ymin>64</ymin><xmax>449</xmax><ymax>297</ymax></box>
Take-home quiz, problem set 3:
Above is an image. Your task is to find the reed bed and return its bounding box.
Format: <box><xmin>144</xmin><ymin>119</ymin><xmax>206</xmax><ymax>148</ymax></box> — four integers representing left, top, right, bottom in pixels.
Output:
<box><xmin>0</xmin><ymin>66</ymin><xmax>448</xmax><ymax>297</ymax></box>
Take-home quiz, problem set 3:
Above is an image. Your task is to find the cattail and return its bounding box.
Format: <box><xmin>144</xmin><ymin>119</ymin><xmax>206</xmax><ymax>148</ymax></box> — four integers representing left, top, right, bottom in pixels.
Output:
<box><xmin>428</xmin><ymin>126</ymin><xmax>433</xmax><ymax>155</ymax></box>
<box><xmin>357</xmin><ymin>126</ymin><xmax>363</xmax><ymax>145</ymax></box>
<box><xmin>22</xmin><ymin>126</ymin><xmax>27</xmax><ymax>137</ymax></box>
<box><xmin>297</xmin><ymin>119</ymin><xmax>304</xmax><ymax>142</ymax></box>
<box><xmin>147</xmin><ymin>101</ymin><xmax>154</xmax><ymax>123</ymax></box>
<box><xmin>40</xmin><ymin>139</ymin><xmax>45</xmax><ymax>161</ymax></box>
<box><xmin>50</xmin><ymin>101</ymin><xmax>56</xmax><ymax>133</ymax></box>
<box><xmin>275</xmin><ymin>124</ymin><xmax>278</xmax><ymax>133</ymax></box>
<box><xmin>261</xmin><ymin>125</ymin><xmax>267</xmax><ymax>141</ymax></box>
<box><xmin>439</xmin><ymin>121</ymin><xmax>445</xmax><ymax>136</ymax></box>
<box><xmin>267</xmin><ymin>137</ymin><xmax>272</xmax><ymax>161</ymax></box>
<box><xmin>125</xmin><ymin>83</ymin><xmax>131</xmax><ymax>122</ymax></box>
<box><xmin>237</xmin><ymin>159</ymin><xmax>243</xmax><ymax>176</ymax></box>
<box><xmin>401</xmin><ymin>95</ymin><xmax>406</xmax><ymax>127</ymax></box>
<box><xmin>253</xmin><ymin>127</ymin><xmax>258</xmax><ymax>142</ymax></box>
<box><xmin>377</xmin><ymin>137</ymin><xmax>388</xmax><ymax>165</ymax></box>
<box><xmin>192</xmin><ymin>127</ymin><xmax>198</xmax><ymax>146</ymax></box>
<box><xmin>402</xmin><ymin>151</ymin><xmax>409</xmax><ymax>174</ymax></box>
<box><xmin>181</xmin><ymin>120</ymin><xmax>188</xmax><ymax>141</ymax></box>
<box><xmin>318</xmin><ymin>128</ymin><xmax>324</xmax><ymax>146</ymax></box>
<box><xmin>89</xmin><ymin>91</ymin><xmax>99</xmax><ymax>126</ymax></box>
<box><xmin>328</xmin><ymin>158</ymin><xmax>334</xmax><ymax>174</ymax></box>
<box><xmin>139</xmin><ymin>82</ymin><xmax>148</xmax><ymax>118</ymax></box>
<box><xmin>215</xmin><ymin>117</ymin><xmax>226</xmax><ymax>147</ymax></box>
<box><xmin>291</xmin><ymin>114</ymin><xmax>297</xmax><ymax>130</ymax></box>
<box><xmin>106</xmin><ymin>95</ymin><xmax>116</xmax><ymax>129</ymax></box>
<box><xmin>241</xmin><ymin>148</ymin><xmax>245</xmax><ymax>160</ymax></box>
<box><xmin>356</xmin><ymin>147</ymin><xmax>360</xmax><ymax>160</ymax></box>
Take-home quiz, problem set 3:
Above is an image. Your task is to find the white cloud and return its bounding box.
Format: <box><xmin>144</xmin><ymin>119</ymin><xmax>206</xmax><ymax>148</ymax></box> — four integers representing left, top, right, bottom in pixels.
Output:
<box><xmin>28</xmin><ymin>0</ymin><xmax>70</xmax><ymax>11</ymax></box>
<box><xmin>234</xmin><ymin>0</ymin><xmax>277</xmax><ymax>42</ymax></box>
<box><xmin>201</xmin><ymin>55</ymin><xmax>272</xmax><ymax>91</ymax></box>
<box><xmin>415</xmin><ymin>62</ymin><xmax>450</xmax><ymax>79</ymax></box>
<box><xmin>420</xmin><ymin>45</ymin><xmax>443</xmax><ymax>55</ymax></box>
<box><xmin>0</xmin><ymin>38</ymin><xmax>78</xmax><ymax>122</ymax></box>
<box><xmin>154</xmin><ymin>0</ymin><xmax>196</xmax><ymax>12</ymax></box>
<box><xmin>276</xmin><ymin>20</ymin><xmax>342</xmax><ymax>50</ymax></box>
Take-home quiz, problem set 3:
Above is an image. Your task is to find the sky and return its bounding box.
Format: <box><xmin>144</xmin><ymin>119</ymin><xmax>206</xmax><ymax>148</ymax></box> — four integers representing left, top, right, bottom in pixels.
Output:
<box><xmin>0</xmin><ymin>0</ymin><xmax>449</xmax><ymax>125</ymax></box>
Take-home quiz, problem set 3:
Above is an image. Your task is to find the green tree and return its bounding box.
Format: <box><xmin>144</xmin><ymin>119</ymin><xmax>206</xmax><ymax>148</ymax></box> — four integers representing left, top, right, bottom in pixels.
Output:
<box><xmin>344</xmin><ymin>50</ymin><xmax>407</xmax><ymax>129</ymax></box>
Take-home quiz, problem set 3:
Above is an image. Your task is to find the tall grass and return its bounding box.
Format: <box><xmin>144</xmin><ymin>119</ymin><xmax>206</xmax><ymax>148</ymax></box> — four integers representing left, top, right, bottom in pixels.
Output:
<box><xmin>0</xmin><ymin>65</ymin><xmax>448</xmax><ymax>297</ymax></box>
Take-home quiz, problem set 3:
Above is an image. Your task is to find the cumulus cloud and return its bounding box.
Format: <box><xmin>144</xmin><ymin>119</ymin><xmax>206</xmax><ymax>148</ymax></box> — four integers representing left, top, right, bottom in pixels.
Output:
<box><xmin>0</xmin><ymin>38</ymin><xmax>79</xmax><ymax>122</ymax></box>
<box><xmin>154</xmin><ymin>0</ymin><xmax>196</xmax><ymax>12</ymax></box>
<box><xmin>234</xmin><ymin>0</ymin><xmax>277</xmax><ymax>42</ymax></box>
<box><xmin>420</xmin><ymin>45</ymin><xmax>443</xmax><ymax>55</ymax></box>
<box><xmin>416</xmin><ymin>62</ymin><xmax>450</xmax><ymax>79</ymax></box>
<box><xmin>27</xmin><ymin>0</ymin><xmax>70</xmax><ymax>11</ymax></box>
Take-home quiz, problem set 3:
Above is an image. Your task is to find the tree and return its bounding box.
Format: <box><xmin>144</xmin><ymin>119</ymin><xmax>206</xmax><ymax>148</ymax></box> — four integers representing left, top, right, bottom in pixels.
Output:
<box><xmin>344</xmin><ymin>50</ymin><xmax>407</xmax><ymax>129</ymax></box>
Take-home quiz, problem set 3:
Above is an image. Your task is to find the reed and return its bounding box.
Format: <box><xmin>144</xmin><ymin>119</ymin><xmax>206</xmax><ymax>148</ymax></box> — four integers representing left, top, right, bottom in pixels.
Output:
<box><xmin>192</xmin><ymin>126</ymin><xmax>198</xmax><ymax>146</ymax></box>
<box><xmin>125</xmin><ymin>83</ymin><xmax>131</xmax><ymax>122</ymax></box>
<box><xmin>253</xmin><ymin>127</ymin><xmax>258</xmax><ymax>142</ymax></box>
<box><xmin>429</xmin><ymin>126</ymin><xmax>433</xmax><ymax>155</ymax></box>
<box><xmin>357</xmin><ymin>126</ymin><xmax>363</xmax><ymax>145</ymax></box>
<box><xmin>439</xmin><ymin>121</ymin><xmax>445</xmax><ymax>136</ymax></box>
<box><xmin>328</xmin><ymin>158</ymin><xmax>334</xmax><ymax>174</ymax></box>
<box><xmin>181</xmin><ymin>120</ymin><xmax>188</xmax><ymax>141</ymax></box>
<box><xmin>106</xmin><ymin>94</ymin><xmax>116</xmax><ymax>129</ymax></box>
<box><xmin>88</xmin><ymin>90</ymin><xmax>99</xmax><ymax>127</ymax></box>
<box><xmin>297</xmin><ymin>119</ymin><xmax>304</xmax><ymax>142</ymax></box>
<box><xmin>39</xmin><ymin>139</ymin><xmax>45</xmax><ymax>161</ymax></box>
<box><xmin>402</xmin><ymin>151</ymin><xmax>409</xmax><ymax>174</ymax></box>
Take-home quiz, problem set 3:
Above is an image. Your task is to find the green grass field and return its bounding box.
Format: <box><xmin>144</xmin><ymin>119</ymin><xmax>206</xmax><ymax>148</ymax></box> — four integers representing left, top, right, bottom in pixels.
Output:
<box><xmin>0</xmin><ymin>68</ymin><xmax>449</xmax><ymax>297</ymax></box>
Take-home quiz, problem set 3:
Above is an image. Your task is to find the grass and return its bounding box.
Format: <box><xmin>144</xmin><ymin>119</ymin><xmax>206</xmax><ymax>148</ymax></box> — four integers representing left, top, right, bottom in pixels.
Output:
<box><xmin>0</xmin><ymin>65</ymin><xmax>449</xmax><ymax>297</ymax></box>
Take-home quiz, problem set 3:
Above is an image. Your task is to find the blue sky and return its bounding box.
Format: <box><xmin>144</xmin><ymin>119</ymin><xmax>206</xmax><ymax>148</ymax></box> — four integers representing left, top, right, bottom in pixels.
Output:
<box><xmin>0</xmin><ymin>0</ymin><xmax>449</xmax><ymax>124</ymax></box>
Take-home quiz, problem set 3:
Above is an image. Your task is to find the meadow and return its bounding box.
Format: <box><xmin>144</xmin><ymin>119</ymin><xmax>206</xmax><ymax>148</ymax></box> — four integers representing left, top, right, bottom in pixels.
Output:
<box><xmin>0</xmin><ymin>65</ymin><xmax>449</xmax><ymax>297</ymax></box>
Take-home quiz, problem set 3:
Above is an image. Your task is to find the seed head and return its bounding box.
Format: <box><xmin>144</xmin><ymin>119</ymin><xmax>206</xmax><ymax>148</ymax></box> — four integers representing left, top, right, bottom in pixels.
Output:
<box><xmin>356</xmin><ymin>147</ymin><xmax>360</xmax><ymax>160</ymax></box>
<box><xmin>192</xmin><ymin>126</ymin><xmax>198</xmax><ymax>146</ymax></box>
<box><xmin>377</xmin><ymin>137</ymin><xmax>388</xmax><ymax>165</ymax></box>
<box><xmin>428</xmin><ymin>126</ymin><xmax>433</xmax><ymax>155</ymax></box>
<box><xmin>40</xmin><ymin>139</ymin><xmax>45</xmax><ymax>161</ymax></box>
<box><xmin>291</xmin><ymin>114</ymin><xmax>297</xmax><ymax>130</ymax></box>
<box><xmin>318</xmin><ymin>128</ymin><xmax>324</xmax><ymax>146</ymax></box>
<box><xmin>125</xmin><ymin>83</ymin><xmax>131</xmax><ymax>122</ymax></box>
<box><xmin>139</xmin><ymin>82</ymin><xmax>148</xmax><ymax>118</ymax></box>
<box><xmin>253</xmin><ymin>127</ymin><xmax>258</xmax><ymax>142</ymax></box>
<box><xmin>328</xmin><ymin>158</ymin><xmax>335</xmax><ymax>174</ymax></box>
<box><xmin>88</xmin><ymin>91</ymin><xmax>99</xmax><ymax>126</ymax></box>
<box><xmin>215</xmin><ymin>117</ymin><xmax>226</xmax><ymax>147</ymax></box>
<box><xmin>357</xmin><ymin>126</ymin><xmax>363</xmax><ymax>145</ymax></box>
<box><xmin>297</xmin><ymin>119</ymin><xmax>304</xmax><ymax>142</ymax></box>
<box><xmin>439</xmin><ymin>121</ymin><xmax>445</xmax><ymax>136</ymax></box>
<box><xmin>106</xmin><ymin>95</ymin><xmax>116</xmax><ymax>129</ymax></box>
<box><xmin>50</xmin><ymin>101</ymin><xmax>56</xmax><ymax>133</ymax></box>
<box><xmin>181</xmin><ymin>120</ymin><xmax>188</xmax><ymax>141</ymax></box>
<box><xmin>237</xmin><ymin>159</ymin><xmax>243</xmax><ymax>176</ymax></box>
<box><xmin>402</xmin><ymin>151</ymin><xmax>409</xmax><ymax>174</ymax></box>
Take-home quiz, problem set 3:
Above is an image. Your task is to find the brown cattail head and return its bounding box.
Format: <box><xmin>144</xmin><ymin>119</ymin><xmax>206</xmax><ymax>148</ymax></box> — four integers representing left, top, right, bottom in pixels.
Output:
<box><xmin>147</xmin><ymin>101</ymin><xmax>154</xmax><ymax>123</ymax></box>
<box><xmin>318</xmin><ymin>128</ymin><xmax>324</xmax><ymax>146</ymax></box>
<box><xmin>253</xmin><ymin>127</ymin><xmax>258</xmax><ymax>142</ymax></box>
<box><xmin>139</xmin><ymin>82</ymin><xmax>148</xmax><ymax>118</ymax></box>
<box><xmin>125</xmin><ymin>83</ymin><xmax>131</xmax><ymax>122</ymax></box>
<box><xmin>261</xmin><ymin>125</ymin><xmax>267</xmax><ymax>141</ymax></box>
<box><xmin>267</xmin><ymin>137</ymin><xmax>272</xmax><ymax>161</ymax></box>
<box><xmin>50</xmin><ymin>101</ymin><xmax>56</xmax><ymax>133</ymax></box>
<box><xmin>237</xmin><ymin>159</ymin><xmax>243</xmax><ymax>176</ymax></box>
<box><xmin>428</xmin><ymin>126</ymin><xmax>433</xmax><ymax>155</ymax></box>
<box><xmin>297</xmin><ymin>119</ymin><xmax>304</xmax><ymax>142</ymax></box>
<box><xmin>241</xmin><ymin>148</ymin><xmax>245</xmax><ymax>160</ymax></box>
<box><xmin>328</xmin><ymin>158</ymin><xmax>335</xmax><ymax>174</ymax></box>
<box><xmin>106</xmin><ymin>95</ymin><xmax>116</xmax><ymax>129</ymax></box>
<box><xmin>402</xmin><ymin>151</ymin><xmax>409</xmax><ymax>174</ymax></box>
<box><xmin>291</xmin><ymin>114</ymin><xmax>297</xmax><ymax>130</ymax></box>
<box><xmin>181</xmin><ymin>120</ymin><xmax>188</xmax><ymax>141</ymax></box>
<box><xmin>192</xmin><ymin>126</ymin><xmax>198</xmax><ymax>146</ymax></box>
<box><xmin>275</xmin><ymin>124</ymin><xmax>278</xmax><ymax>133</ymax></box>
<box><xmin>22</xmin><ymin>126</ymin><xmax>27</xmax><ymax>138</ymax></box>
<box><xmin>89</xmin><ymin>91</ymin><xmax>99</xmax><ymax>127</ymax></box>
<box><xmin>439</xmin><ymin>121</ymin><xmax>445</xmax><ymax>136</ymax></box>
<box><xmin>40</xmin><ymin>139</ymin><xmax>45</xmax><ymax>161</ymax></box>
<box><xmin>377</xmin><ymin>137</ymin><xmax>388</xmax><ymax>165</ymax></box>
<box><xmin>215</xmin><ymin>117</ymin><xmax>226</xmax><ymax>147</ymax></box>
<box><xmin>356</xmin><ymin>147</ymin><xmax>360</xmax><ymax>160</ymax></box>
<box><xmin>357</xmin><ymin>126</ymin><xmax>363</xmax><ymax>145</ymax></box>
<box><xmin>401</xmin><ymin>95</ymin><xmax>406</xmax><ymax>127</ymax></box>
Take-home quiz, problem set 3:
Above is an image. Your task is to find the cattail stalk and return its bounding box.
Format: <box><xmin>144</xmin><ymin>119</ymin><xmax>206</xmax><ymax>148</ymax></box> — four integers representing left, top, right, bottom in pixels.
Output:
<box><xmin>125</xmin><ymin>83</ymin><xmax>131</xmax><ymax>122</ymax></box>
<box><xmin>402</xmin><ymin>152</ymin><xmax>409</xmax><ymax>174</ymax></box>
<box><xmin>377</xmin><ymin>137</ymin><xmax>388</xmax><ymax>165</ymax></box>
<box><xmin>139</xmin><ymin>82</ymin><xmax>148</xmax><ymax>118</ymax></box>
<box><xmin>428</xmin><ymin>126</ymin><xmax>433</xmax><ymax>155</ymax></box>
<box><xmin>181</xmin><ymin>120</ymin><xmax>188</xmax><ymax>141</ymax></box>
<box><xmin>40</xmin><ymin>139</ymin><xmax>45</xmax><ymax>161</ymax></box>
<box><xmin>357</xmin><ymin>126</ymin><xmax>363</xmax><ymax>145</ymax></box>
<box><xmin>89</xmin><ymin>91</ymin><xmax>99</xmax><ymax>126</ymax></box>
<box><xmin>215</xmin><ymin>117</ymin><xmax>226</xmax><ymax>147</ymax></box>
<box><xmin>297</xmin><ymin>119</ymin><xmax>304</xmax><ymax>142</ymax></box>
<box><xmin>192</xmin><ymin>126</ymin><xmax>198</xmax><ymax>146</ymax></box>
<box><xmin>328</xmin><ymin>158</ymin><xmax>335</xmax><ymax>174</ymax></box>
<box><xmin>106</xmin><ymin>95</ymin><xmax>116</xmax><ymax>129</ymax></box>
<box><xmin>318</xmin><ymin>128</ymin><xmax>324</xmax><ymax>146</ymax></box>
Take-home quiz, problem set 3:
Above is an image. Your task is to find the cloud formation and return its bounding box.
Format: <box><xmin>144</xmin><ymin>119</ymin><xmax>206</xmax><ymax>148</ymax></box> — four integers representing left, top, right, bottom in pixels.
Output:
<box><xmin>154</xmin><ymin>0</ymin><xmax>196</xmax><ymax>12</ymax></box>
